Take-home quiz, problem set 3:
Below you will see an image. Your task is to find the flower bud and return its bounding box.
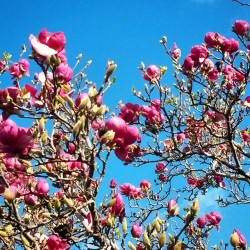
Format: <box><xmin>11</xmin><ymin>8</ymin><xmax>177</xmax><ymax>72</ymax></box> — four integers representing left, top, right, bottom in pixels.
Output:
<box><xmin>4</xmin><ymin>186</ymin><xmax>17</xmax><ymax>202</ymax></box>
<box><xmin>152</xmin><ymin>218</ymin><xmax>161</xmax><ymax>232</ymax></box>
<box><xmin>230</xmin><ymin>229</ymin><xmax>246</xmax><ymax>249</ymax></box>
<box><xmin>131</xmin><ymin>222</ymin><xmax>142</xmax><ymax>238</ymax></box>
<box><xmin>159</xmin><ymin>232</ymin><xmax>166</xmax><ymax>247</ymax></box>
<box><xmin>106</xmin><ymin>198</ymin><xmax>116</xmax><ymax>208</ymax></box>
<box><xmin>142</xmin><ymin>231</ymin><xmax>151</xmax><ymax>248</ymax></box>
<box><xmin>128</xmin><ymin>241</ymin><xmax>136</xmax><ymax>250</ymax></box>
<box><xmin>174</xmin><ymin>241</ymin><xmax>183</xmax><ymax>250</ymax></box>
<box><xmin>122</xmin><ymin>218</ymin><xmax>127</xmax><ymax>234</ymax></box>
<box><xmin>38</xmin><ymin>117</ymin><xmax>45</xmax><ymax>133</ymax></box>
<box><xmin>21</xmin><ymin>234</ymin><xmax>31</xmax><ymax>247</ymax></box>
<box><xmin>167</xmin><ymin>199</ymin><xmax>179</xmax><ymax>217</ymax></box>
<box><xmin>88</xmin><ymin>86</ymin><xmax>98</xmax><ymax>97</ymax></box>
<box><xmin>190</xmin><ymin>198</ymin><xmax>199</xmax><ymax>216</ymax></box>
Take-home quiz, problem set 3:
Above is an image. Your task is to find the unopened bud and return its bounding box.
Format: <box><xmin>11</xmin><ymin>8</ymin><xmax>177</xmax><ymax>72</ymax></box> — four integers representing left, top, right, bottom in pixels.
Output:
<box><xmin>88</xmin><ymin>86</ymin><xmax>98</xmax><ymax>98</ymax></box>
<box><xmin>0</xmin><ymin>230</ymin><xmax>8</xmax><ymax>237</ymax></box>
<box><xmin>4</xmin><ymin>187</ymin><xmax>16</xmax><ymax>202</ymax></box>
<box><xmin>21</xmin><ymin>234</ymin><xmax>31</xmax><ymax>247</ymax></box>
<box><xmin>159</xmin><ymin>232</ymin><xmax>166</xmax><ymax>247</ymax></box>
<box><xmin>73</xmin><ymin>120</ymin><xmax>82</xmax><ymax>137</ymax></box>
<box><xmin>128</xmin><ymin>241</ymin><xmax>136</xmax><ymax>250</ymax></box>
<box><xmin>63</xmin><ymin>197</ymin><xmax>74</xmax><ymax>208</ymax></box>
<box><xmin>147</xmin><ymin>223</ymin><xmax>152</xmax><ymax>234</ymax></box>
<box><xmin>174</xmin><ymin>241</ymin><xmax>183</xmax><ymax>250</ymax></box>
<box><xmin>38</xmin><ymin>118</ymin><xmax>45</xmax><ymax>133</ymax></box>
<box><xmin>100</xmin><ymin>130</ymin><xmax>115</xmax><ymax>144</ymax></box>
<box><xmin>54</xmin><ymin>198</ymin><xmax>61</xmax><ymax>211</ymax></box>
<box><xmin>190</xmin><ymin>198</ymin><xmax>199</xmax><ymax>216</ymax></box>
<box><xmin>122</xmin><ymin>218</ymin><xmax>127</xmax><ymax>234</ymax></box>
<box><xmin>106</xmin><ymin>198</ymin><xmax>116</xmax><ymax>208</ymax></box>
<box><xmin>152</xmin><ymin>218</ymin><xmax>161</xmax><ymax>232</ymax></box>
<box><xmin>65</xmin><ymin>95</ymin><xmax>74</xmax><ymax>109</ymax></box>
<box><xmin>142</xmin><ymin>231</ymin><xmax>151</xmax><ymax>248</ymax></box>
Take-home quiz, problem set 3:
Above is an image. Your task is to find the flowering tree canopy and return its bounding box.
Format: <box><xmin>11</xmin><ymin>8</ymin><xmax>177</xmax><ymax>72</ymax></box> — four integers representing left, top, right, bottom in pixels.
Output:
<box><xmin>0</xmin><ymin>19</ymin><xmax>249</xmax><ymax>250</ymax></box>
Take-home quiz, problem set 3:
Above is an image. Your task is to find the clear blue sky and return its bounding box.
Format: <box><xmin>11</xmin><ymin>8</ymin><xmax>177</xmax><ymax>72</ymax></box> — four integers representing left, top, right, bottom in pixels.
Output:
<box><xmin>0</xmin><ymin>0</ymin><xmax>249</xmax><ymax>247</ymax></box>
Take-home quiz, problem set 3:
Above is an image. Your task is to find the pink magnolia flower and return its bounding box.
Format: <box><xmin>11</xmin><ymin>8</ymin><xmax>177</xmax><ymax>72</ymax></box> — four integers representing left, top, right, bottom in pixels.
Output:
<box><xmin>214</xmin><ymin>176</ymin><xmax>225</xmax><ymax>188</ymax></box>
<box><xmin>105</xmin><ymin>116</ymin><xmax>141</xmax><ymax>149</ymax></box>
<box><xmin>176</xmin><ymin>133</ymin><xmax>186</xmax><ymax>142</ymax></box>
<box><xmin>131</xmin><ymin>222</ymin><xmax>142</xmax><ymax>238</ymax></box>
<box><xmin>109</xmin><ymin>178</ymin><xmax>117</xmax><ymax>188</ymax></box>
<box><xmin>111</xmin><ymin>193</ymin><xmax>125</xmax><ymax>222</ymax></box>
<box><xmin>190</xmin><ymin>45</ymin><xmax>208</xmax><ymax>65</ymax></box>
<box><xmin>75</xmin><ymin>93</ymin><xmax>90</xmax><ymax>109</ymax></box>
<box><xmin>142</xmin><ymin>65</ymin><xmax>161</xmax><ymax>82</ymax></box>
<box><xmin>205</xmin><ymin>212</ymin><xmax>221</xmax><ymax>229</ymax></box>
<box><xmin>233</xmin><ymin>20</ymin><xmax>249</xmax><ymax>36</ymax></box>
<box><xmin>24</xmin><ymin>194</ymin><xmax>37</xmax><ymax>206</ymax></box>
<box><xmin>230</xmin><ymin>229</ymin><xmax>247</xmax><ymax>248</ymax></box>
<box><xmin>29</xmin><ymin>28</ymin><xmax>66</xmax><ymax>57</ymax></box>
<box><xmin>0</xmin><ymin>60</ymin><xmax>5</xmax><ymax>71</ymax></box>
<box><xmin>182</xmin><ymin>56</ymin><xmax>194</xmax><ymax>71</ymax></box>
<box><xmin>158</xmin><ymin>173</ymin><xmax>168</xmax><ymax>182</ymax></box>
<box><xmin>196</xmin><ymin>217</ymin><xmax>206</xmax><ymax>228</ymax></box>
<box><xmin>155</xmin><ymin>162</ymin><xmax>167</xmax><ymax>174</ymax></box>
<box><xmin>167</xmin><ymin>198</ymin><xmax>179</xmax><ymax>216</ymax></box>
<box><xmin>67</xmin><ymin>143</ymin><xmax>75</xmax><ymax>154</ymax></box>
<box><xmin>171</xmin><ymin>43</ymin><xmax>181</xmax><ymax>59</ymax></box>
<box><xmin>241</xmin><ymin>130</ymin><xmax>250</xmax><ymax>142</ymax></box>
<box><xmin>119</xmin><ymin>183</ymin><xmax>142</xmax><ymax>199</ymax></box>
<box><xmin>118</xmin><ymin>102</ymin><xmax>140</xmax><ymax>124</ymax></box>
<box><xmin>35</xmin><ymin>179</ymin><xmax>49</xmax><ymax>198</ymax></box>
<box><xmin>207</xmin><ymin>68</ymin><xmax>219</xmax><ymax>82</ymax></box>
<box><xmin>9</xmin><ymin>59</ymin><xmax>30</xmax><ymax>78</ymax></box>
<box><xmin>221</xmin><ymin>38</ymin><xmax>239</xmax><ymax>54</ymax></box>
<box><xmin>140</xmin><ymin>180</ymin><xmax>151</xmax><ymax>192</ymax></box>
<box><xmin>46</xmin><ymin>235</ymin><xmax>70</xmax><ymax>250</ymax></box>
<box><xmin>55</xmin><ymin>63</ymin><xmax>73</xmax><ymax>83</ymax></box>
<box><xmin>204</xmin><ymin>32</ymin><xmax>224</xmax><ymax>48</ymax></box>
<box><xmin>0</xmin><ymin>118</ymin><xmax>34</xmax><ymax>155</ymax></box>
<box><xmin>2</xmin><ymin>155</ymin><xmax>25</xmax><ymax>172</ymax></box>
<box><xmin>119</xmin><ymin>183</ymin><xmax>134</xmax><ymax>196</ymax></box>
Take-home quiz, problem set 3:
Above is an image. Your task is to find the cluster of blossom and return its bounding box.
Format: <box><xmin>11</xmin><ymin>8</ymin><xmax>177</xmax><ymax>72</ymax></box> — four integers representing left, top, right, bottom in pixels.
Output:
<box><xmin>196</xmin><ymin>212</ymin><xmax>221</xmax><ymax>230</ymax></box>
<box><xmin>187</xmin><ymin>175</ymin><xmax>225</xmax><ymax>189</ymax></box>
<box><xmin>118</xmin><ymin>180</ymin><xmax>151</xmax><ymax>199</ymax></box>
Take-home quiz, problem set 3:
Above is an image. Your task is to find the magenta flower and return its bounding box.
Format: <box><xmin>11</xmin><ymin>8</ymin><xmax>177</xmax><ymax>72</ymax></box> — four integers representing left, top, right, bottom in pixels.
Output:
<box><xmin>55</xmin><ymin>63</ymin><xmax>73</xmax><ymax>83</ymax></box>
<box><xmin>167</xmin><ymin>198</ymin><xmax>179</xmax><ymax>216</ymax></box>
<box><xmin>46</xmin><ymin>235</ymin><xmax>69</xmax><ymax>250</ymax></box>
<box><xmin>29</xmin><ymin>28</ymin><xmax>66</xmax><ymax>57</ymax></box>
<box><xmin>190</xmin><ymin>45</ymin><xmax>208</xmax><ymax>64</ymax></box>
<box><xmin>109</xmin><ymin>178</ymin><xmax>117</xmax><ymax>188</ymax></box>
<box><xmin>183</xmin><ymin>56</ymin><xmax>194</xmax><ymax>71</ymax></box>
<box><xmin>24</xmin><ymin>194</ymin><xmax>37</xmax><ymax>206</ymax></box>
<box><xmin>233</xmin><ymin>20</ymin><xmax>249</xmax><ymax>36</ymax></box>
<box><xmin>205</xmin><ymin>212</ymin><xmax>221</xmax><ymax>229</ymax></box>
<box><xmin>142</xmin><ymin>65</ymin><xmax>160</xmax><ymax>82</ymax></box>
<box><xmin>155</xmin><ymin>162</ymin><xmax>167</xmax><ymax>174</ymax></box>
<box><xmin>119</xmin><ymin>183</ymin><xmax>142</xmax><ymax>199</ymax></box>
<box><xmin>118</xmin><ymin>102</ymin><xmax>140</xmax><ymax>124</ymax></box>
<box><xmin>0</xmin><ymin>118</ymin><xmax>34</xmax><ymax>155</ymax></box>
<box><xmin>140</xmin><ymin>180</ymin><xmax>151</xmax><ymax>192</ymax></box>
<box><xmin>230</xmin><ymin>229</ymin><xmax>247</xmax><ymax>248</ymax></box>
<box><xmin>196</xmin><ymin>217</ymin><xmax>206</xmax><ymax>228</ymax></box>
<box><xmin>111</xmin><ymin>194</ymin><xmax>125</xmax><ymax>222</ymax></box>
<box><xmin>35</xmin><ymin>179</ymin><xmax>49</xmax><ymax>198</ymax></box>
<box><xmin>131</xmin><ymin>222</ymin><xmax>142</xmax><ymax>238</ymax></box>
<box><xmin>171</xmin><ymin>43</ymin><xmax>181</xmax><ymax>59</ymax></box>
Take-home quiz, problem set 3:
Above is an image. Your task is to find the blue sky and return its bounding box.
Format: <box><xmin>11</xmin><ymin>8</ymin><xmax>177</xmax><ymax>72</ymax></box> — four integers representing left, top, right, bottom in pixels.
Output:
<box><xmin>0</xmin><ymin>0</ymin><xmax>249</xmax><ymax>247</ymax></box>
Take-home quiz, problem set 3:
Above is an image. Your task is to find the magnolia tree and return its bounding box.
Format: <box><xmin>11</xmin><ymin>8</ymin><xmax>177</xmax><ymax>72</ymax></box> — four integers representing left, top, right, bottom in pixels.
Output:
<box><xmin>0</xmin><ymin>18</ymin><xmax>249</xmax><ymax>250</ymax></box>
